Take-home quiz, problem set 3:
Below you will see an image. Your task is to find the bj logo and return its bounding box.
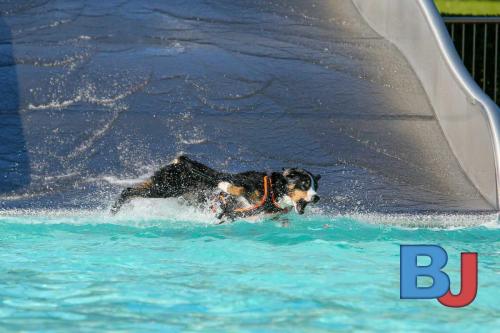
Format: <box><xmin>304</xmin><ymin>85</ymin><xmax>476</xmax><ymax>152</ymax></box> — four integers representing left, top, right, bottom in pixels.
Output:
<box><xmin>400</xmin><ymin>245</ymin><xmax>478</xmax><ymax>307</ymax></box>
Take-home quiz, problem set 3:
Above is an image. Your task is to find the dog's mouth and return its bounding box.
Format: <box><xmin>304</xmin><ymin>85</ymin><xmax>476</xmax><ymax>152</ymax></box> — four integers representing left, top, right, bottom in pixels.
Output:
<box><xmin>294</xmin><ymin>200</ymin><xmax>307</xmax><ymax>215</ymax></box>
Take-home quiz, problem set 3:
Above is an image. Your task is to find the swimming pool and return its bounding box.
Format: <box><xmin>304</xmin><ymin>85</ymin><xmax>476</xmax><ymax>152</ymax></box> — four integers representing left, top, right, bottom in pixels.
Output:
<box><xmin>1</xmin><ymin>1</ymin><xmax>499</xmax><ymax>331</ymax></box>
<box><xmin>1</xmin><ymin>207</ymin><xmax>498</xmax><ymax>332</ymax></box>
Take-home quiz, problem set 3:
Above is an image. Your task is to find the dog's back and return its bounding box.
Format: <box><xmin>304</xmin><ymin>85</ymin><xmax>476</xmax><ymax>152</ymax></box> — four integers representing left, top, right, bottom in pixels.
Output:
<box><xmin>111</xmin><ymin>156</ymin><xmax>221</xmax><ymax>213</ymax></box>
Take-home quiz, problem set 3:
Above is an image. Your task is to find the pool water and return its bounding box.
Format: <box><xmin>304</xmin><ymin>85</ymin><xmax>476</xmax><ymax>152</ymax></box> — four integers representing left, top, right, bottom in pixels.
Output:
<box><xmin>1</xmin><ymin>1</ymin><xmax>498</xmax><ymax>331</ymax></box>
<box><xmin>0</xmin><ymin>207</ymin><xmax>498</xmax><ymax>332</ymax></box>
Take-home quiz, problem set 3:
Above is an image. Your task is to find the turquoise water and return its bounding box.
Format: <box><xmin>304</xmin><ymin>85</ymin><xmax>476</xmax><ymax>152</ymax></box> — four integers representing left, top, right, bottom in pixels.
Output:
<box><xmin>0</xmin><ymin>210</ymin><xmax>499</xmax><ymax>332</ymax></box>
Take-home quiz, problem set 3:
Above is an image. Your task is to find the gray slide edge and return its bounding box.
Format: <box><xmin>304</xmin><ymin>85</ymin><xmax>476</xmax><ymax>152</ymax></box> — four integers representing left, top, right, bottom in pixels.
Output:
<box><xmin>352</xmin><ymin>0</ymin><xmax>500</xmax><ymax>209</ymax></box>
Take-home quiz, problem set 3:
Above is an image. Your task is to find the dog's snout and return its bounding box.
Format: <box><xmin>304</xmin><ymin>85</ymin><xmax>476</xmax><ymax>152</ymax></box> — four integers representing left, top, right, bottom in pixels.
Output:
<box><xmin>312</xmin><ymin>195</ymin><xmax>320</xmax><ymax>203</ymax></box>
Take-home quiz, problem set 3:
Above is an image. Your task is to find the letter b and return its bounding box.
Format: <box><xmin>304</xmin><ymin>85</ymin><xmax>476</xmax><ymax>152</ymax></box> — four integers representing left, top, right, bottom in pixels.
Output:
<box><xmin>400</xmin><ymin>245</ymin><xmax>450</xmax><ymax>299</ymax></box>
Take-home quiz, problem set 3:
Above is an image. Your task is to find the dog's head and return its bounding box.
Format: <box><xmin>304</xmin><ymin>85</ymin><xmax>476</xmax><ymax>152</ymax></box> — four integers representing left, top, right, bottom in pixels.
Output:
<box><xmin>282</xmin><ymin>168</ymin><xmax>321</xmax><ymax>214</ymax></box>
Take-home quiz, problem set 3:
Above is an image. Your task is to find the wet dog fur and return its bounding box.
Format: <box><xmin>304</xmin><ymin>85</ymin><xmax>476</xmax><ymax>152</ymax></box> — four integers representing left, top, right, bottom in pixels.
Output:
<box><xmin>111</xmin><ymin>156</ymin><xmax>320</xmax><ymax>220</ymax></box>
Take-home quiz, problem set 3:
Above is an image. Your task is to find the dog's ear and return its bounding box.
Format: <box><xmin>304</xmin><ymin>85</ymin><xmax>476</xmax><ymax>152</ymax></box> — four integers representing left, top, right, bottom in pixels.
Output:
<box><xmin>314</xmin><ymin>174</ymin><xmax>321</xmax><ymax>181</ymax></box>
<box><xmin>283</xmin><ymin>168</ymin><xmax>300</xmax><ymax>183</ymax></box>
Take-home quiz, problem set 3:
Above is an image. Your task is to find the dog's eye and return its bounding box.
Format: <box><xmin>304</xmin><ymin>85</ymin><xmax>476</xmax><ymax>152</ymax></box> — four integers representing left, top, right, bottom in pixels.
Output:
<box><xmin>298</xmin><ymin>181</ymin><xmax>308</xmax><ymax>190</ymax></box>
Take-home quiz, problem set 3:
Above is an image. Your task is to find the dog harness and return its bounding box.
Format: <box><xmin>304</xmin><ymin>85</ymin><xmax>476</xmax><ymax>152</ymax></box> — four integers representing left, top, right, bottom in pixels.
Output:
<box><xmin>213</xmin><ymin>176</ymin><xmax>289</xmax><ymax>219</ymax></box>
<box><xmin>234</xmin><ymin>176</ymin><xmax>284</xmax><ymax>214</ymax></box>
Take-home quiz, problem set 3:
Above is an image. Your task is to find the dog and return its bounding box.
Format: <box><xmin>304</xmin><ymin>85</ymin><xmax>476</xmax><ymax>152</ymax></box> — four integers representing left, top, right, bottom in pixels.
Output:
<box><xmin>111</xmin><ymin>155</ymin><xmax>320</xmax><ymax>221</ymax></box>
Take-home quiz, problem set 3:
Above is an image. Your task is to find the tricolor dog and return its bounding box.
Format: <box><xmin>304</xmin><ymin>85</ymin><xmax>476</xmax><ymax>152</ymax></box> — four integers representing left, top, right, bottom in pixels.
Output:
<box><xmin>111</xmin><ymin>156</ymin><xmax>320</xmax><ymax>221</ymax></box>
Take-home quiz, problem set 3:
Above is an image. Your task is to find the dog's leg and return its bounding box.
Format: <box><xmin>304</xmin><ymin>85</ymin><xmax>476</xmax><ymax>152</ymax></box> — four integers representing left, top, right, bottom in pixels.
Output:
<box><xmin>213</xmin><ymin>193</ymin><xmax>238</xmax><ymax>222</ymax></box>
<box><xmin>270</xmin><ymin>214</ymin><xmax>290</xmax><ymax>227</ymax></box>
<box><xmin>110</xmin><ymin>182</ymin><xmax>152</xmax><ymax>214</ymax></box>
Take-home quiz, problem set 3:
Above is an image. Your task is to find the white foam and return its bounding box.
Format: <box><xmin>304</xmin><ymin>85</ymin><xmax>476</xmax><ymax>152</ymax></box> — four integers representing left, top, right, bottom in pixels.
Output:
<box><xmin>28</xmin><ymin>76</ymin><xmax>150</xmax><ymax>111</ymax></box>
<box><xmin>96</xmin><ymin>165</ymin><xmax>160</xmax><ymax>187</ymax></box>
<box><xmin>13</xmin><ymin>19</ymin><xmax>72</xmax><ymax>36</ymax></box>
<box><xmin>175</xmin><ymin>126</ymin><xmax>207</xmax><ymax>145</ymax></box>
<box><xmin>101</xmin><ymin>175</ymin><xmax>150</xmax><ymax>186</ymax></box>
<box><xmin>338</xmin><ymin>212</ymin><xmax>500</xmax><ymax>229</ymax></box>
<box><xmin>113</xmin><ymin>198</ymin><xmax>217</xmax><ymax>224</ymax></box>
<box><xmin>28</xmin><ymin>99</ymin><xmax>77</xmax><ymax>111</ymax></box>
<box><xmin>0</xmin><ymin>199</ymin><xmax>498</xmax><ymax>230</ymax></box>
<box><xmin>0</xmin><ymin>198</ymin><xmax>218</xmax><ymax>228</ymax></box>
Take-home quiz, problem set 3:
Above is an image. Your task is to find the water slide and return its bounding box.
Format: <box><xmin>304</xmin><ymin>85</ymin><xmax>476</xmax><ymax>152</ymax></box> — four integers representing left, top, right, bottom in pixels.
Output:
<box><xmin>1</xmin><ymin>0</ymin><xmax>499</xmax><ymax>213</ymax></box>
